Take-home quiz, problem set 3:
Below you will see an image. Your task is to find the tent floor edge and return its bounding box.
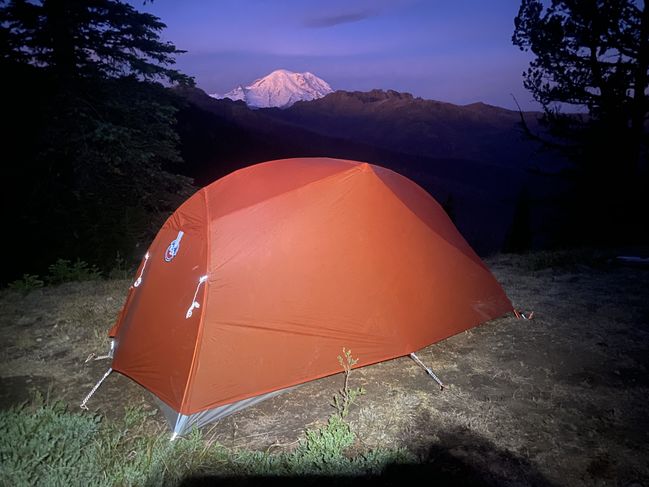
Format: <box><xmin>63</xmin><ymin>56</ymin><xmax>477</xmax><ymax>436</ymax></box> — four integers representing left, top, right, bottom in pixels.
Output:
<box><xmin>153</xmin><ymin>385</ymin><xmax>299</xmax><ymax>439</ymax></box>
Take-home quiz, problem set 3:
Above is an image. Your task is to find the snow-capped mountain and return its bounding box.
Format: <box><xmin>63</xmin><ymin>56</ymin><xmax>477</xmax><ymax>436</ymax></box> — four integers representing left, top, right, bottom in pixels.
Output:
<box><xmin>210</xmin><ymin>69</ymin><xmax>333</xmax><ymax>109</ymax></box>
<box><xmin>220</xmin><ymin>85</ymin><xmax>246</xmax><ymax>102</ymax></box>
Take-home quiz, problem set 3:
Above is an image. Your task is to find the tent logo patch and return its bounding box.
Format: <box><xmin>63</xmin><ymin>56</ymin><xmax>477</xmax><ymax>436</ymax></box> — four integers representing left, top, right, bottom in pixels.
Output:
<box><xmin>164</xmin><ymin>230</ymin><xmax>184</xmax><ymax>262</ymax></box>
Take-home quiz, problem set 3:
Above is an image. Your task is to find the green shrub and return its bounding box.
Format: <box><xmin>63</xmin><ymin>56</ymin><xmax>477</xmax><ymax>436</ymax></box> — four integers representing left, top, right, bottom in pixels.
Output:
<box><xmin>7</xmin><ymin>274</ymin><xmax>44</xmax><ymax>293</ymax></box>
<box><xmin>47</xmin><ymin>258</ymin><xmax>102</xmax><ymax>284</ymax></box>
<box><xmin>289</xmin><ymin>414</ymin><xmax>357</xmax><ymax>475</ymax></box>
<box><xmin>107</xmin><ymin>251</ymin><xmax>133</xmax><ymax>280</ymax></box>
<box><xmin>0</xmin><ymin>401</ymin><xmax>101</xmax><ymax>486</ymax></box>
<box><xmin>0</xmin><ymin>401</ymin><xmax>176</xmax><ymax>487</ymax></box>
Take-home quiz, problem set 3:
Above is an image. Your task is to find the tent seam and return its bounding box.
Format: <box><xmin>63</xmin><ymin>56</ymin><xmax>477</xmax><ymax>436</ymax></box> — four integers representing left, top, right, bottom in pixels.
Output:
<box><xmin>180</xmin><ymin>187</ymin><xmax>211</xmax><ymax>414</ymax></box>
<box><xmin>368</xmin><ymin>166</ymin><xmax>502</xmax><ymax>284</ymax></box>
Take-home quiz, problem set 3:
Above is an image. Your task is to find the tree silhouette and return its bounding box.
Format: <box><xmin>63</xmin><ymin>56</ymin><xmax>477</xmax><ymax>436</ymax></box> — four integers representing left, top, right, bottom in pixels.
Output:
<box><xmin>1</xmin><ymin>0</ymin><xmax>195</xmax><ymax>282</ymax></box>
<box><xmin>1</xmin><ymin>0</ymin><xmax>191</xmax><ymax>83</ymax></box>
<box><xmin>513</xmin><ymin>0</ymin><xmax>649</xmax><ymax>245</ymax></box>
<box><xmin>504</xmin><ymin>188</ymin><xmax>532</xmax><ymax>254</ymax></box>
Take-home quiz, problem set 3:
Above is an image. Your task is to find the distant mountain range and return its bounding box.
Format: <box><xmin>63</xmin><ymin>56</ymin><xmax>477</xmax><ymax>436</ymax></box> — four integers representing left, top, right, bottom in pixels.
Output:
<box><xmin>173</xmin><ymin>85</ymin><xmax>569</xmax><ymax>253</ymax></box>
<box><xmin>266</xmin><ymin>89</ymin><xmax>556</xmax><ymax>168</ymax></box>
<box><xmin>210</xmin><ymin>69</ymin><xmax>333</xmax><ymax>108</ymax></box>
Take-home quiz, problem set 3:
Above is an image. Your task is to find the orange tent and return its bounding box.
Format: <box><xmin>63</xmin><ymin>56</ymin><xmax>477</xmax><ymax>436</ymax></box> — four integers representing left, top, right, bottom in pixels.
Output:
<box><xmin>103</xmin><ymin>157</ymin><xmax>512</xmax><ymax>436</ymax></box>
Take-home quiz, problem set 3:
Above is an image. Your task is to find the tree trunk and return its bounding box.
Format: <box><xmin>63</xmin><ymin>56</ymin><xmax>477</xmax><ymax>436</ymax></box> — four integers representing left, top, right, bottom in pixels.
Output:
<box><xmin>631</xmin><ymin>1</ymin><xmax>649</xmax><ymax>175</ymax></box>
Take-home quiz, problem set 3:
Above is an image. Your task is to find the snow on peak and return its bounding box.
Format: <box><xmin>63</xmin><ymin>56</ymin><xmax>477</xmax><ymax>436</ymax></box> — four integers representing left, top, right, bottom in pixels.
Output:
<box><xmin>209</xmin><ymin>69</ymin><xmax>333</xmax><ymax>108</ymax></box>
<box><xmin>221</xmin><ymin>85</ymin><xmax>246</xmax><ymax>102</ymax></box>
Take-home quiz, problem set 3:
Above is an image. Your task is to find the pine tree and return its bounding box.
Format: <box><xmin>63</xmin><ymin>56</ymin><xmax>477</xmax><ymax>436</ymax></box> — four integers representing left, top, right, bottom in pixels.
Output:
<box><xmin>504</xmin><ymin>188</ymin><xmax>532</xmax><ymax>254</ymax></box>
<box><xmin>1</xmin><ymin>0</ymin><xmax>192</xmax><ymax>83</ymax></box>
<box><xmin>513</xmin><ymin>0</ymin><xmax>649</xmax><ymax>245</ymax></box>
<box><xmin>1</xmin><ymin>0</ymin><xmax>195</xmax><ymax>282</ymax></box>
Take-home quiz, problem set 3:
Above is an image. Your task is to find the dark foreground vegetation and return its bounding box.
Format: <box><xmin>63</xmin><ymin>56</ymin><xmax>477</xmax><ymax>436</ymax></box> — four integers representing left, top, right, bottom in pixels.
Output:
<box><xmin>0</xmin><ymin>392</ymin><xmax>413</xmax><ymax>486</ymax></box>
<box><xmin>1</xmin><ymin>0</ymin><xmax>195</xmax><ymax>284</ymax></box>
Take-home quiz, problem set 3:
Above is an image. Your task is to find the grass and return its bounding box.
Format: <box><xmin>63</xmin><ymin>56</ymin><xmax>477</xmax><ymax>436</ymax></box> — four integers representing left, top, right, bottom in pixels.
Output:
<box><xmin>0</xmin><ymin>398</ymin><xmax>102</xmax><ymax>486</ymax></box>
<box><xmin>0</xmin><ymin>396</ymin><xmax>413</xmax><ymax>486</ymax></box>
<box><xmin>495</xmin><ymin>247</ymin><xmax>609</xmax><ymax>271</ymax></box>
<box><xmin>0</xmin><ymin>350</ymin><xmax>411</xmax><ymax>485</ymax></box>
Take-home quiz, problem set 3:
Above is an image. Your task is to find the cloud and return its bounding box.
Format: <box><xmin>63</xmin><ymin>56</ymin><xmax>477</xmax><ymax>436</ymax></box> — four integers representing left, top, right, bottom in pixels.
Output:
<box><xmin>304</xmin><ymin>9</ymin><xmax>378</xmax><ymax>28</ymax></box>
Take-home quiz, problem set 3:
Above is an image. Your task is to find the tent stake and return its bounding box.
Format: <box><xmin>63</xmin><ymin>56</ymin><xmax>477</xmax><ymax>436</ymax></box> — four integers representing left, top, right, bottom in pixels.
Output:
<box><xmin>410</xmin><ymin>353</ymin><xmax>445</xmax><ymax>390</ymax></box>
<box><xmin>84</xmin><ymin>340</ymin><xmax>115</xmax><ymax>363</ymax></box>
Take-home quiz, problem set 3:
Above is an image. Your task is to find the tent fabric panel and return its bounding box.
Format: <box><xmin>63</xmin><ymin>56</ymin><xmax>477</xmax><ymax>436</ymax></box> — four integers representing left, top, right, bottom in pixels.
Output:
<box><xmin>204</xmin><ymin>158</ymin><xmax>357</xmax><ymax>221</ymax></box>
<box><xmin>184</xmin><ymin>162</ymin><xmax>511</xmax><ymax>413</ymax></box>
<box><xmin>189</xmin><ymin>164</ymin><xmax>401</xmax><ymax>411</ymax></box>
<box><xmin>371</xmin><ymin>164</ymin><xmax>489</xmax><ymax>271</ymax></box>
<box><xmin>111</xmin><ymin>191</ymin><xmax>209</xmax><ymax>410</ymax></box>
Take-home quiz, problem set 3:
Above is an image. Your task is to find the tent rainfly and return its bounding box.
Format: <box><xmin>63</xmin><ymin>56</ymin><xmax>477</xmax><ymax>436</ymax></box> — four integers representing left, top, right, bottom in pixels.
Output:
<box><xmin>82</xmin><ymin>157</ymin><xmax>513</xmax><ymax>438</ymax></box>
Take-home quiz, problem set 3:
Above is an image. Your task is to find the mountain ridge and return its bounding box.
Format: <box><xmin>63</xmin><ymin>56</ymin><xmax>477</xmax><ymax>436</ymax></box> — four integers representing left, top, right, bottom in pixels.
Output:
<box><xmin>265</xmin><ymin>88</ymin><xmax>547</xmax><ymax>168</ymax></box>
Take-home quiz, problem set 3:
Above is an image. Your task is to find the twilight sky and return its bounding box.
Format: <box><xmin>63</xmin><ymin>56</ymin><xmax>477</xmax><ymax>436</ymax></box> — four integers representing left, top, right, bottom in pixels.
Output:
<box><xmin>133</xmin><ymin>0</ymin><xmax>540</xmax><ymax>110</ymax></box>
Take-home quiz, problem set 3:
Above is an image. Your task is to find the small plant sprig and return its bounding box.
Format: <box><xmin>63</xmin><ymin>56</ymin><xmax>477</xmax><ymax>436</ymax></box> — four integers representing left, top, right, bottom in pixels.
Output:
<box><xmin>332</xmin><ymin>348</ymin><xmax>365</xmax><ymax>418</ymax></box>
<box><xmin>108</xmin><ymin>251</ymin><xmax>131</xmax><ymax>280</ymax></box>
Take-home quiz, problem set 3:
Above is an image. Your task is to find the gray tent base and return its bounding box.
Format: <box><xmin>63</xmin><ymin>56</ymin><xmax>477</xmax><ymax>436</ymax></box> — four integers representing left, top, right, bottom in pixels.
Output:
<box><xmin>146</xmin><ymin>354</ymin><xmax>442</xmax><ymax>440</ymax></box>
<box><xmin>155</xmin><ymin>386</ymin><xmax>297</xmax><ymax>440</ymax></box>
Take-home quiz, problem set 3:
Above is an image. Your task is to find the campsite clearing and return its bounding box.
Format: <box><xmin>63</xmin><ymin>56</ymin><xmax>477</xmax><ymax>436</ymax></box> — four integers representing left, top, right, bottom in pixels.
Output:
<box><xmin>0</xmin><ymin>250</ymin><xmax>648</xmax><ymax>485</ymax></box>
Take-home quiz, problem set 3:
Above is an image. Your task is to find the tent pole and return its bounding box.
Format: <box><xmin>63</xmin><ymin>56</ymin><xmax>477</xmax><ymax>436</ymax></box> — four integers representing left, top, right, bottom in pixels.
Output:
<box><xmin>410</xmin><ymin>353</ymin><xmax>445</xmax><ymax>390</ymax></box>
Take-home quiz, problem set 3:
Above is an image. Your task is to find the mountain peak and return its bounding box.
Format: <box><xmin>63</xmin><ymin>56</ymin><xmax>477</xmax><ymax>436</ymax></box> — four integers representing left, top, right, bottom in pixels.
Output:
<box><xmin>210</xmin><ymin>70</ymin><xmax>333</xmax><ymax>109</ymax></box>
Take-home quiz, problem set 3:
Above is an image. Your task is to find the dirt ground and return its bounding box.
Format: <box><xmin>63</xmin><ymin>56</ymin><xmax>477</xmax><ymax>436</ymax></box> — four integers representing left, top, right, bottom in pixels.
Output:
<box><xmin>1</xmin><ymin>251</ymin><xmax>648</xmax><ymax>486</ymax></box>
